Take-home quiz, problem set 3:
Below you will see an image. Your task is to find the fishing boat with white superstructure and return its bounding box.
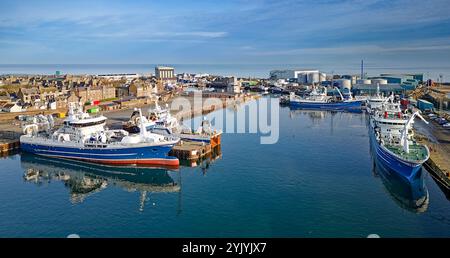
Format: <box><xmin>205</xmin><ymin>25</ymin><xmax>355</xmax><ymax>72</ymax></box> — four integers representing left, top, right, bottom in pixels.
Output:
<box><xmin>369</xmin><ymin>100</ymin><xmax>430</xmax><ymax>182</ymax></box>
<box><xmin>124</xmin><ymin>102</ymin><xmax>222</xmax><ymax>147</ymax></box>
<box><xmin>366</xmin><ymin>83</ymin><xmax>388</xmax><ymax>113</ymax></box>
<box><xmin>289</xmin><ymin>86</ymin><xmax>363</xmax><ymax>110</ymax></box>
<box><xmin>20</xmin><ymin>102</ymin><xmax>180</xmax><ymax>167</ymax></box>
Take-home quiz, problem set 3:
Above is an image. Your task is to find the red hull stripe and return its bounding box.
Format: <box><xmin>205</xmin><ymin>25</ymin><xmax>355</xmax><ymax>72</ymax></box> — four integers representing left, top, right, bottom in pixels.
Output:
<box><xmin>39</xmin><ymin>154</ymin><xmax>180</xmax><ymax>167</ymax></box>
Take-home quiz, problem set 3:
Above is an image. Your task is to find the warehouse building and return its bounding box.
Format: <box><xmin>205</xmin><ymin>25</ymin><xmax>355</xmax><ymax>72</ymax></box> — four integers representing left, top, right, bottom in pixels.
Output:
<box><xmin>351</xmin><ymin>83</ymin><xmax>405</xmax><ymax>96</ymax></box>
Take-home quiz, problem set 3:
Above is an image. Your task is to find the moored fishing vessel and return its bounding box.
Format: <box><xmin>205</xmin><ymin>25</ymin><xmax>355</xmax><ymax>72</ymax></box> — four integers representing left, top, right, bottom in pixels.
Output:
<box><xmin>369</xmin><ymin>94</ymin><xmax>410</xmax><ymax>138</ymax></box>
<box><xmin>366</xmin><ymin>84</ymin><xmax>388</xmax><ymax>113</ymax></box>
<box><xmin>370</xmin><ymin>107</ymin><xmax>430</xmax><ymax>182</ymax></box>
<box><xmin>20</xmin><ymin>102</ymin><xmax>180</xmax><ymax>167</ymax></box>
<box><xmin>289</xmin><ymin>86</ymin><xmax>363</xmax><ymax>110</ymax></box>
<box><xmin>124</xmin><ymin>102</ymin><xmax>222</xmax><ymax>147</ymax></box>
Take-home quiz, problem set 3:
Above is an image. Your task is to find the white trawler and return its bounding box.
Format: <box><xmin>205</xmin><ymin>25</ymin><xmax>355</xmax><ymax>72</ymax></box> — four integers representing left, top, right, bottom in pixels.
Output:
<box><xmin>124</xmin><ymin>101</ymin><xmax>222</xmax><ymax>147</ymax></box>
<box><xmin>289</xmin><ymin>86</ymin><xmax>363</xmax><ymax>110</ymax></box>
<box><xmin>369</xmin><ymin>96</ymin><xmax>430</xmax><ymax>182</ymax></box>
<box><xmin>366</xmin><ymin>83</ymin><xmax>388</xmax><ymax>113</ymax></box>
<box><xmin>20</xmin><ymin>102</ymin><xmax>180</xmax><ymax>167</ymax></box>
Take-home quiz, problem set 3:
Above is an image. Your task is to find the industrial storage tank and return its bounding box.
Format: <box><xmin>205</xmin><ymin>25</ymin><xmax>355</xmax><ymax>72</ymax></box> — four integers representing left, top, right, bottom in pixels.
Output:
<box><xmin>319</xmin><ymin>73</ymin><xmax>326</xmax><ymax>82</ymax></box>
<box><xmin>356</xmin><ymin>79</ymin><xmax>371</xmax><ymax>85</ymax></box>
<box><xmin>335</xmin><ymin>79</ymin><xmax>352</xmax><ymax>90</ymax></box>
<box><xmin>371</xmin><ymin>79</ymin><xmax>388</xmax><ymax>85</ymax></box>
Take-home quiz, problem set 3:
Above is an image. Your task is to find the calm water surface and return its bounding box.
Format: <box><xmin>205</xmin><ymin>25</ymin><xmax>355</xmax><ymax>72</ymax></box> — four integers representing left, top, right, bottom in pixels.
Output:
<box><xmin>0</xmin><ymin>98</ymin><xmax>450</xmax><ymax>237</ymax></box>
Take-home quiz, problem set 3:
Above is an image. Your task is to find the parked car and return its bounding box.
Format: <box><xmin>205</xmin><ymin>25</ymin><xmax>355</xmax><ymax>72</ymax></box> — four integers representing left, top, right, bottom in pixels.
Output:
<box><xmin>428</xmin><ymin>113</ymin><xmax>437</xmax><ymax>118</ymax></box>
<box><xmin>437</xmin><ymin>118</ymin><xmax>448</xmax><ymax>125</ymax></box>
<box><xmin>443</xmin><ymin>123</ymin><xmax>450</xmax><ymax>128</ymax></box>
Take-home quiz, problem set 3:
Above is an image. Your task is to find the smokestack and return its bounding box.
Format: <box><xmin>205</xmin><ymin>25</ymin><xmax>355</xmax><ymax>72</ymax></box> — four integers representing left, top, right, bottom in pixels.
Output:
<box><xmin>360</xmin><ymin>60</ymin><xmax>364</xmax><ymax>79</ymax></box>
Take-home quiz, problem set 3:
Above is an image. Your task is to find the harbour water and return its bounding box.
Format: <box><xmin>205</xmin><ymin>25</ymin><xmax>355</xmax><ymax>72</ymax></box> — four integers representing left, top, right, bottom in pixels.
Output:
<box><xmin>1</xmin><ymin>97</ymin><xmax>450</xmax><ymax>237</ymax></box>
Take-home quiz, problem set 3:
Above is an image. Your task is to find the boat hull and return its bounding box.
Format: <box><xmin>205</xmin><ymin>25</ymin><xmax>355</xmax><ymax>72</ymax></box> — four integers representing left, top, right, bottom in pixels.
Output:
<box><xmin>369</xmin><ymin>129</ymin><xmax>424</xmax><ymax>182</ymax></box>
<box><xmin>176</xmin><ymin>133</ymin><xmax>221</xmax><ymax>147</ymax></box>
<box><xmin>20</xmin><ymin>141</ymin><xmax>179</xmax><ymax>167</ymax></box>
<box><xmin>290</xmin><ymin>100</ymin><xmax>363</xmax><ymax>110</ymax></box>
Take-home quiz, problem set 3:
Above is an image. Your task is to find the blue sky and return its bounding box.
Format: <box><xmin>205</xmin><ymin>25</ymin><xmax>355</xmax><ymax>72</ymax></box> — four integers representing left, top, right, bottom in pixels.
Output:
<box><xmin>1</xmin><ymin>0</ymin><xmax>450</xmax><ymax>69</ymax></box>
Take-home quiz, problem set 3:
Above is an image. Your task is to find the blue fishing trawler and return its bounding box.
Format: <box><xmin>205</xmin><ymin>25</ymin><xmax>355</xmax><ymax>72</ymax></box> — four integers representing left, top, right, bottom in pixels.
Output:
<box><xmin>20</xmin><ymin>103</ymin><xmax>180</xmax><ymax>167</ymax></box>
<box><xmin>369</xmin><ymin>102</ymin><xmax>430</xmax><ymax>182</ymax></box>
<box><xmin>289</xmin><ymin>86</ymin><xmax>363</xmax><ymax>110</ymax></box>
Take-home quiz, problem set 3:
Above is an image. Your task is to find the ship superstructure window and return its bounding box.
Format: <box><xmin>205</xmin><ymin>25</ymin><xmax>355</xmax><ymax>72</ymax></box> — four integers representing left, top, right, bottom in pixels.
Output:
<box><xmin>379</xmin><ymin>121</ymin><xmax>403</xmax><ymax>125</ymax></box>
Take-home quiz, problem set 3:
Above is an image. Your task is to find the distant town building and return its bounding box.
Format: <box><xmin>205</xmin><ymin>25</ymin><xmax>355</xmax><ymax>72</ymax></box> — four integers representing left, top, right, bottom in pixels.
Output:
<box><xmin>115</xmin><ymin>85</ymin><xmax>130</xmax><ymax>99</ymax></box>
<box><xmin>215</xmin><ymin>76</ymin><xmax>238</xmax><ymax>86</ymax></box>
<box><xmin>155</xmin><ymin>66</ymin><xmax>177</xmax><ymax>92</ymax></box>
<box><xmin>209</xmin><ymin>76</ymin><xmax>241</xmax><ymax>94</ymax></box>
<box><xmin>0</xmin><ymin>89</ymin><xmax>10</xmax><ymax>102</ymax></box>
<box><xmin>155</xmin><ymin>66</ymin><xmax>175</xmax><ymax>79</ymax></box>
<box><xmin>129</xmin><ymin>83</ymin><xmax>156</xmax><ymax>98</ymax></box>
<box><xmin>2</xmin><ymin>103</ymin><xmax>22</xmax><ymax>113</ymax></box>
<box><xmin>75</xmin><ymin>85</ymin><xmax>116</xmax><ymax>104</ymax></box>
<box><xmin>97</xmin><ymin>73</ymin><xmax>140</xmax><ymax>80</ymax></box>
<box><xmin>39</xmin><ymin>86</ymin><xmax>59</xmax><ymax>102</ymax></box>
<box><xmin>18</xmin><ymin>88</ymin><xmax>40</xmax><ymax>104</ymax></box>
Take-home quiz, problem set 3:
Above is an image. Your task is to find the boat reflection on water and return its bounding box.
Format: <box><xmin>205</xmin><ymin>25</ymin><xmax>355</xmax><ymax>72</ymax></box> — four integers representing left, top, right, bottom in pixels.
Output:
<box><xmin>370</xmin><ymin>139</ymin><xmax>429</xmax><ymax>213</ymax></box>
<box><xmin>289</xmin><ymin>109</ymin><xmax>330</xmax><ymax>122</ymax></box>
<box><xmin>180</xmin><ymin>145</ymin><xmax>222</xmax><ymax>171</ymax></box>
<box><xmin>20</xmin><ymin>153</ymin><xmax>180</xmax><ymax>212</ymax></box>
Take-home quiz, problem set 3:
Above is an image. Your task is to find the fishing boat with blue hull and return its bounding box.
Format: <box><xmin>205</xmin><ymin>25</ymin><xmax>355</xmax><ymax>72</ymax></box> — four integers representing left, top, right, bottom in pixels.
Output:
<box><xmin>370</xmin><ymin>145</ymin><xmax>429</xmax><ymax>212</ymax></box>
<box><xmin>289</xmin><ymin>86</ymin><xmax>363</xmax><ymax>110</ymax></box>
<box><xmin>370</xmin><ymin>127</ymin><xmax>428</xmax><ymax>182</ymax></box>
<box><xmin>20</xmin><ymin>103</ymin><xmax>180</xmax><ymax>167</ymax></box>
<box><xmin>370</xmin><ymin>105</ymin><xmax>430</xmax><ymax>182</ymax></box>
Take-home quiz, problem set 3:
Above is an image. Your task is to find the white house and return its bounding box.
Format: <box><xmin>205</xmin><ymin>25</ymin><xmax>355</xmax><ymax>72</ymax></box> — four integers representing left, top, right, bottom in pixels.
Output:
<box><xmin>2</xmin><ymin>103</ymin><xmax>23</xmax><ymax>113</ymax></box>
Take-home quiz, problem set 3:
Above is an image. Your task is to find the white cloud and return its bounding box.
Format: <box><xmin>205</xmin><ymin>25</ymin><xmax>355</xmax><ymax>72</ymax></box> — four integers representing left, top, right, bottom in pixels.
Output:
<box><xmin>247</xmin><ymin>37</ymin><xmax>450</xmax><ymax>56</ymax></box>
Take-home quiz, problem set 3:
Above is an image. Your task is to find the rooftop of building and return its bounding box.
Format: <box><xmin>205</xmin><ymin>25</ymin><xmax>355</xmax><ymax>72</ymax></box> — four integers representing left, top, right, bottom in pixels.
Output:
<box><xmin>19</xmin><ymin>87</ymin><xmax>40</xmax><ymax>95</ymax></box>
<box><xmin>156</xmin><ymin>66</ymin><xmax>175</xmax><ymax>70</ymax></box>
<box><xmin>270</xmin><ymin>69</ymin><xmax>319</xmax><ymax>72</ymax></box>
